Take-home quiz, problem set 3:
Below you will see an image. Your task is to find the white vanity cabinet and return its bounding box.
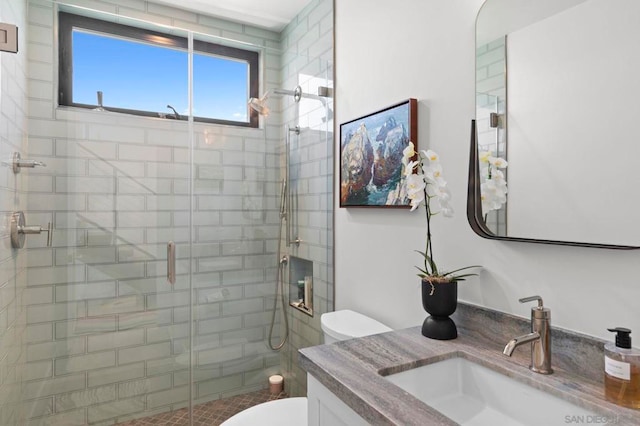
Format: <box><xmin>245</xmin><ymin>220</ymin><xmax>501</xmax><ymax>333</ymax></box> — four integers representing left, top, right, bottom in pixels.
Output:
<box><xmin>307</xmin><ymin>374</ymin><xmax>369</xmax><ymax>426</ymax></box>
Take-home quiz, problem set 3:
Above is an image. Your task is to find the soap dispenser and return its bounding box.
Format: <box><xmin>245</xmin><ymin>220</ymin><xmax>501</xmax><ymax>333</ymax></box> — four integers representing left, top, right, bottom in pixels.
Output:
<box><xmin>604</xmin><ymin>327</ymin><xmax>640</xmax><ymax>408</ymax></box>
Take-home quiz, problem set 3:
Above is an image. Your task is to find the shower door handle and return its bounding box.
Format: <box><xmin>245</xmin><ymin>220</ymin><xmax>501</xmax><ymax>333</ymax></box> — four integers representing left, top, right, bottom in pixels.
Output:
<box><xmin>167</xmin><ymin>241</ymin><xmax>176</xmax><ymax>285</ymax></box>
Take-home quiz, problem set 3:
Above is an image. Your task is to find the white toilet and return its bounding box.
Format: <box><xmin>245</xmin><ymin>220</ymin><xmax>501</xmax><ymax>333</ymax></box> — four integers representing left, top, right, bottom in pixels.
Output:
<box><xmin>220</xmin><ymin>397</ymin><xmax>307</xmax><ymax>426</ymax></box>
<box><xmin>221</xmin><ymin>310</ymin><xmax>391</xmax><ymax>426</ymax></box>
<box><xmin>321</xmin><ymin>309</ymin><xmax>392</xmax><ymax>343</ymax></box>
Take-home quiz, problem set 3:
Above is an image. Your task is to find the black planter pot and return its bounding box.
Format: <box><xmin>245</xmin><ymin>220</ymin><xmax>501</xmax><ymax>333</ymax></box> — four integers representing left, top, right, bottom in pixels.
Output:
<box><xmin>421</xmin><ymin>279</ymin><xmax>458</xmax><ymax>340</ymax></box>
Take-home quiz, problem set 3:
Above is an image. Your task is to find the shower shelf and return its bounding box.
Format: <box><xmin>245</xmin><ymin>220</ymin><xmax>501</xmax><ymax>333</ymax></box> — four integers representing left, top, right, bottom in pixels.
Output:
<box><xmin>288</xmin><ymin>256</ymin><xmax>313</xmax><ymax>317</ymax></box>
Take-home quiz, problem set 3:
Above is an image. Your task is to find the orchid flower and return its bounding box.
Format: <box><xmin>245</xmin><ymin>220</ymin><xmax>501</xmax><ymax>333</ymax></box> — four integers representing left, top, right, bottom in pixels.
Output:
<box><xmin>479</xmin><ymin>150</ymin><xmax>508</xmax><ymax>214</ymax></box>
<box><xmin>401</xmin><ymin>142</ymin><xmax>479</xmax><ymax>285</ymax></box>
<box><xmin>402</xmin><ymin>142</ymin><xmax>416</xmax><ymax>167</ymax></box>
<box><xmin>404</xmin><ymin>160</ymin><xmax>419</xmax><ymax>176</ymax></box>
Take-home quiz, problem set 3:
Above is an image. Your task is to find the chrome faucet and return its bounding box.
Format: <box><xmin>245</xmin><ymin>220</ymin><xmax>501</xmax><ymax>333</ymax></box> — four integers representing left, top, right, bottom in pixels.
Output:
<box><xmin>503</xmin><ymin>295</ymin><xmax>553</xmax><ymax>374</ymax></box>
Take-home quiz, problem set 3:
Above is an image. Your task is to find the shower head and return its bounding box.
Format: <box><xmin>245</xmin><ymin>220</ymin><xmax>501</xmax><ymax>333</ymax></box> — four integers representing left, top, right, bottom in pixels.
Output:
<box><xmin>248</xmin><ymin>94</ymin><xmax>271</xmax><ymax>116</ymax></box>
<box><xmin>248</xmin><ymin>86</ymin><xmax>304</xmax><ymax>116</ymax></box>
<box><xmin>248</xmin><ymin>85</ymin><xmax>332</xmax><ymax>117</ymax></box>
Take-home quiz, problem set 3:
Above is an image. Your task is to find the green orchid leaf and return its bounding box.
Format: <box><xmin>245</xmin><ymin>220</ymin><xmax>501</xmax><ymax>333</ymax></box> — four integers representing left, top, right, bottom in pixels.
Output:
<box><xmin>445</xmin><ymin>265</ymin><xmax>481</xmax><ymax>275</ymax></box>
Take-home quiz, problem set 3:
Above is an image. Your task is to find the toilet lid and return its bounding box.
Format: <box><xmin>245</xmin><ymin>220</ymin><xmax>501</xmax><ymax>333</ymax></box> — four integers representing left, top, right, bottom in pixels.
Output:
<box><xmin>220</xmin><ymin>397</ymin><xmax>307</xmax><ymax>426</ymax></box>
<box><xmin>321</xmin><ymin>310</ymin><xmax>392</xmax><ymax>341</ymax></box>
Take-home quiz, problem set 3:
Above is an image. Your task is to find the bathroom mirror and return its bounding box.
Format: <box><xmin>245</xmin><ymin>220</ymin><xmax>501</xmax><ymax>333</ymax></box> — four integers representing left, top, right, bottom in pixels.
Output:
<box><xmin>470</xmin><ymin>0</ymin><xmax>640</xmax><ymax>249</ymax></box>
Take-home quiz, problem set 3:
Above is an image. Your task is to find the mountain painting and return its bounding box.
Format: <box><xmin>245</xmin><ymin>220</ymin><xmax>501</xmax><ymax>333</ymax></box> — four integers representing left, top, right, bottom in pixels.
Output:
<box><xmin>339</xmin><ymin>99</ymin><xmax>417</xmax><ymax>207</ymax></box>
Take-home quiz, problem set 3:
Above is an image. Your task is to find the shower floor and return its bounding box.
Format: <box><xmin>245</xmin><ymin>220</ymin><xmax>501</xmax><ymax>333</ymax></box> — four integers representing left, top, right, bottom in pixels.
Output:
<box><xmin>117</xmin><ymin>389</ymin><xmax>288</xmax><ymax>425</ymax></box>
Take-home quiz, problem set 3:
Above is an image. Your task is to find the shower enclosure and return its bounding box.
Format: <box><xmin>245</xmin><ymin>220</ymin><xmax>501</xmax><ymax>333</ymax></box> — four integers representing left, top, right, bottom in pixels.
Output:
<box><xmin>0</xmin><ymin>0</ymin><xmax>334</xmax><ymax>424</ymax></box>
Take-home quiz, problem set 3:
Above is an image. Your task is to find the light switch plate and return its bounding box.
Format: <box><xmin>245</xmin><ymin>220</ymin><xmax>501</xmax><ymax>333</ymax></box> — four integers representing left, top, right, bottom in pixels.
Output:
<box><xmin>0</xmin><ymin>23</ymin><xmax>18</xmax><ymax>54</ymax></box>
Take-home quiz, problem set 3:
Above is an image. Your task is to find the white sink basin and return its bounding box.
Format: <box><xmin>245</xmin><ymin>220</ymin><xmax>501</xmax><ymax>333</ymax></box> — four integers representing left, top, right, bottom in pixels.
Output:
<box><xmin>385</xmin><ymin>356</ymin><xmax>598</xmax><ymax>425</ymax></box>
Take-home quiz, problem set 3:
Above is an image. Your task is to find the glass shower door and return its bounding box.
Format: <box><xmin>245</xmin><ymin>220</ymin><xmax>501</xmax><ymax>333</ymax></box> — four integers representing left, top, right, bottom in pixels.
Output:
<box><xmin>23</xmin><ymin>3</ymin><xmax>193</xmax><ymax>424</ymax></box>
<box><xmin>186</xmin><ymin>30</ymin><xmax>283</xmax><ymax>410</ymax></box>
<box><xmin>24</xmin><ymin>107</ymin><xmax>194</xmax><ymax>426</ymax></box>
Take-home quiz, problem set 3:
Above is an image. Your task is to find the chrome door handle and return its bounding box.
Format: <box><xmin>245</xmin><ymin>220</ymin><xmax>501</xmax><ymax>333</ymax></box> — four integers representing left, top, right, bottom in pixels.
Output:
<box><xmin>167</xmin><ymin>241</ymin><xmax>176</xmax><ymax>285</ymax></box>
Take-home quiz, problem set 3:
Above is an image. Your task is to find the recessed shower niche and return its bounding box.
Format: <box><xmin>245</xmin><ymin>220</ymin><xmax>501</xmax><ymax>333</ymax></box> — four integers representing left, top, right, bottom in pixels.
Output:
<box><xmin>289</xmin><ymin>256</ymin><xmax>313</xmax><ymax>316</ymax></box>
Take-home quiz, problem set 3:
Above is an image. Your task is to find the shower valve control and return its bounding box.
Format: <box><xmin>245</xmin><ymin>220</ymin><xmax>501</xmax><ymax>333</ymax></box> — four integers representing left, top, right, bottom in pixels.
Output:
<box><xmin>12</xmin><ymin>152</ymin><xmax>46</xmax><ymax>173</ymax></box>
<box><xmin>11</xmin><ymin>211</ymin><xmax>53</xmax><ymax>248</ymax></box>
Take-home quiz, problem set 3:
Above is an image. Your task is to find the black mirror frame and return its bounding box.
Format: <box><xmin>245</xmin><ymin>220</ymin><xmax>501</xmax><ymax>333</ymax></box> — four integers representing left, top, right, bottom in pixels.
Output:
<box><xmin>466</xmin><ymin>120</ymin><xmax>640</xmax><ymax>250</ymax></box>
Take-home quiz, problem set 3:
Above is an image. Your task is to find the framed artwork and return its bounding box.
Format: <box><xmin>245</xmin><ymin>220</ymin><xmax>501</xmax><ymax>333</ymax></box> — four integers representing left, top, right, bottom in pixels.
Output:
<box><xmin>339</xmin><ymin>98</ymin><xmax>418</xmax><ymax>207</ymax></box>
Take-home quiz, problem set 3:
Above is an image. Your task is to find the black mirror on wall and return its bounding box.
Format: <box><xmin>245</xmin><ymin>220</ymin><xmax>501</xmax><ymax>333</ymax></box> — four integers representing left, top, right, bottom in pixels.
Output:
<box><xmin>471</xmin><ymin>0</ymin><xmax>640</xmax><ymax>249</ymax></box>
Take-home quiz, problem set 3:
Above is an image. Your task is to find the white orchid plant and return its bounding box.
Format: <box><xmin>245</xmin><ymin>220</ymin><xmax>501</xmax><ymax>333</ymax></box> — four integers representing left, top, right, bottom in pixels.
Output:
<box><xmin>402</xmin><ymin>142</ymin><xmax>479</xmax><ymax>294</ymax></box>
<box><xmin>479</xmin><ymin>151</ymin><xmax>508</xmax><ymax>216</ymax></box>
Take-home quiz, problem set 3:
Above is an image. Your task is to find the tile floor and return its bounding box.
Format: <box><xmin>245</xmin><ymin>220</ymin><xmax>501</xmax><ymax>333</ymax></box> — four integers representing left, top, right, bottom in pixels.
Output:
<box><xmin>117</xmin><ymin>389</ymin><xmax>288</xmax><ymax>425</ymax></box>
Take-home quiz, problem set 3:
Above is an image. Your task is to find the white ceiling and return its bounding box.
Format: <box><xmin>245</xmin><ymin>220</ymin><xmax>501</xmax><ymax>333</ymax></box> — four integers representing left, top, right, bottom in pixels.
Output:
<box><xmin>151</xmin><ymin>0</ymin><xmax>314</xmax><ymax>31</ymax></box>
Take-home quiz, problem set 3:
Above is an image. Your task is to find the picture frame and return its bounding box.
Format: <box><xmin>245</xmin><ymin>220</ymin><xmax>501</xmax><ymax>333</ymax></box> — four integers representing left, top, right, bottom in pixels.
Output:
<box><xmin>339</xmin><ymin>98</ymin><xmax>418</xmax><ymax>207</ymax></box>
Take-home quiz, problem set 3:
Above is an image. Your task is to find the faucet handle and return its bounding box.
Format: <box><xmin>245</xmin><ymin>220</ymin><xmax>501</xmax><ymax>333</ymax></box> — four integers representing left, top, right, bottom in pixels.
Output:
<box><xmin>519</xmin><ymin>295</ymin><xmax>550</xmax><ymax>320</ymax></box>
<box><xmin>519</xmin><ymin>295</ymin><xmax>544</xmax><ymax>307</ymax></box>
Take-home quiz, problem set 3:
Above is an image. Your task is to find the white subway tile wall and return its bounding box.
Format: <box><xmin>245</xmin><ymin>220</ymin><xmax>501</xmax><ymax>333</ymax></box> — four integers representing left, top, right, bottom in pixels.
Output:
<box><xmin>19</xmin><ymin>0</ymin><xmax>333</xmax><ymax>423</ymax></box>
<box><xmin>277</xmin><ymin>0</ymin><xmax>334</xmax><ymax>398</ymax></box>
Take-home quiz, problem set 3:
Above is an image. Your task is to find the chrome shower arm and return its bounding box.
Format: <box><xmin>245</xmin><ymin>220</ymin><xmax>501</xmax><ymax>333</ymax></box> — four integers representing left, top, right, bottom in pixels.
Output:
<box><xmin>271</xmin><ymin>88</ymin><xmax>296</xmax><ymax>97</ymax></box>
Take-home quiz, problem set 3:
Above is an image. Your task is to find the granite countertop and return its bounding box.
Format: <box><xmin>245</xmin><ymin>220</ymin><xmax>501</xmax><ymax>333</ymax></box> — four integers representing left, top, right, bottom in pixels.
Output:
<box><xmin>299</xmin><ymin>304</ymin><xmax>640</xmax><ymax>425</ymax></box>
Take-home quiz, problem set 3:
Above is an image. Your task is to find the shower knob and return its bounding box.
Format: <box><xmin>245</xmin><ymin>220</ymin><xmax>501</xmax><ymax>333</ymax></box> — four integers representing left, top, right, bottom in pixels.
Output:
<box><xmin>10</xmin><ymin>211</ymin><xmax>53</xmax><ymax>248</ymax></box>
<box><xmin>12</xmin><ymin>152</ymin><xmax>46</xmax><ymax>173</ymax></box>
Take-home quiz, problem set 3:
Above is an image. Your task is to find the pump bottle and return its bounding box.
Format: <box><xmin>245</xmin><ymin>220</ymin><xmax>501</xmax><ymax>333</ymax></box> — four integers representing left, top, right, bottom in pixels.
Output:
<box><xmin>605</xmin><ymin>327</ymin><xmax>640</xmax><ymax>408</ymax></box>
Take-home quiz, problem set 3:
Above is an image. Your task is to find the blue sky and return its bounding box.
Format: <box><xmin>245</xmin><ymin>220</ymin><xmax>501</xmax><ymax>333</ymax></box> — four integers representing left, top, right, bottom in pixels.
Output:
<box><xmin>73</xmin><ymin>30</ymin><xmax>249</xmax><ymax>121</ymax></box>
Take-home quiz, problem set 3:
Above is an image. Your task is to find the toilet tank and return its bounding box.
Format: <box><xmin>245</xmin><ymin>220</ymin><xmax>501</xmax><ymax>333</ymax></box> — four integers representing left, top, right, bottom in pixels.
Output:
<box><xmin>321</xmin><ymin>310</ymin><xmax>392</xmax><ymax>343</ymax></box>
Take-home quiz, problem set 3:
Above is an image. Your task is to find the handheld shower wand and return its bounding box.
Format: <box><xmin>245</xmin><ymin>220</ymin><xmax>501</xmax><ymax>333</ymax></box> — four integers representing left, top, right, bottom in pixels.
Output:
<box><xmin>268</xmin><ymin>179</ymin><xmax>291</xmax><ymax>351</ymax></box>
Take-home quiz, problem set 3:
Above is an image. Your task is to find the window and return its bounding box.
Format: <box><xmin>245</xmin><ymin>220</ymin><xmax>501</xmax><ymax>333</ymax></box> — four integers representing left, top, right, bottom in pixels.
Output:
<box><xmin>58</xmin><ymin>12</ymin><xmax>259</xmax><ymax>127</ymax></box>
